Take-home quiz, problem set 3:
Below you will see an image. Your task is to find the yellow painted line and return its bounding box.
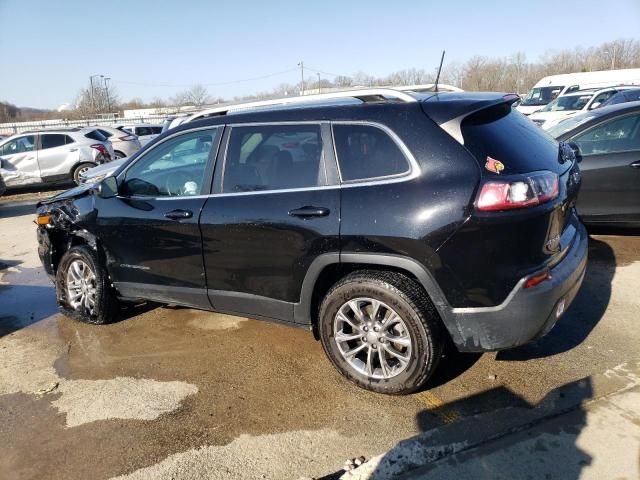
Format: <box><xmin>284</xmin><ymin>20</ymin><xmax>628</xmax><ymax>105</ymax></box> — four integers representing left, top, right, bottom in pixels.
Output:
<box><xmin>416</xmin><ymin>391</ymin><xmax>460</xmax><ymax>424</ymax></box>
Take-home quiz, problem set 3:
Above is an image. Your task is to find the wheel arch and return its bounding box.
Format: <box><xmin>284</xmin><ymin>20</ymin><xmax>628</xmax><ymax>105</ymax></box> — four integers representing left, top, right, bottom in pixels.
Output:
<box><xmin>295</xmin><ymin>253</ymin><xmax>458</xmax><ymax>342</ymax></box>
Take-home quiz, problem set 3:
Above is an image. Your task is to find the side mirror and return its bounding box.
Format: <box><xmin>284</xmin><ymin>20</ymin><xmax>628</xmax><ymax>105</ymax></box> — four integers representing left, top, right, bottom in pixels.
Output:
<box><xmin>589</xmin><ymin>102</ymin><xmax>601</xmax><ymax>110</ymax></box>
<box><xmin>96</xmin><ymin>176</ymin><xmax>118</xmax><ymax>199</ymax></box>
<box><xmin>567</xmin><ymin>142</ymin><xmax>582</xmax><ymax>163</ymax></box>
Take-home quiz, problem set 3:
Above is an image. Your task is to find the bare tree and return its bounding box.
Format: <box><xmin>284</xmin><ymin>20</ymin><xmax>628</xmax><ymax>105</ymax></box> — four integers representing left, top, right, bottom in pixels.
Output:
<box><xmin>172</xmin><ymin>84</ymin><xmax>211</xmax><ymax>107</ymax></box>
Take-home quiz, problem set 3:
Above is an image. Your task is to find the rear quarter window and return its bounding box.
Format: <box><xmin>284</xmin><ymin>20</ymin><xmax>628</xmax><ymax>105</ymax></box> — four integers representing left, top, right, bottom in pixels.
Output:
<box><xmin>461</xmin><ymin>104</ymin><xmax>561</xmax><ymax>175</ymax></box>
<box><xmin>333</xmin><ymin>124</ymin><xmax>410</xmax><ymax>182</ymax></box>
<box><xmin>84</xmin><ymin>130</ymin><xmax>108</xmax><ymax>142</ymax></box>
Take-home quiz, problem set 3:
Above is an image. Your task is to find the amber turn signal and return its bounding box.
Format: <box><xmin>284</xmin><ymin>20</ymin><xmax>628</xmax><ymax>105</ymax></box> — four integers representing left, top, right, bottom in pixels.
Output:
<box><xmin>36</xmin><ymin>214</ymin><xmax>50</xmax><ymax>225</ymax></box>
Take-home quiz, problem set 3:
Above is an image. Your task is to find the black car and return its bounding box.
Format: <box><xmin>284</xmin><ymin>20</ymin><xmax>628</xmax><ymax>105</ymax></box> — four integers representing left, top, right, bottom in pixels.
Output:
<box><xmin>36</xmin><ymin>90</ymin><xmax>587</xmax><ymax>394</ymax></box>
<box><xmin>548</xmin><ymin>101</ymin><xmax>640</xmax><ymax>227</ymax></box>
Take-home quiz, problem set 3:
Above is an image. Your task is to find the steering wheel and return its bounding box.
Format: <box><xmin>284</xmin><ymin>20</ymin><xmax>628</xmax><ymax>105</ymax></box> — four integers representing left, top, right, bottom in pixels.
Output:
<box><xmin>165</xmin><ymin>171</ymin><xmax>193</xmax><ymax>196</ymax></box>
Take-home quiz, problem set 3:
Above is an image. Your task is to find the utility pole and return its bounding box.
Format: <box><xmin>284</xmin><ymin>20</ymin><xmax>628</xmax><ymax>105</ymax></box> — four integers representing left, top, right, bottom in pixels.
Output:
<box><xmin>104</xmin><ymin>77</ymin><xmax>112</xmax><ymax>113</ymax></box>
<box><xmin>89</xmin><ymin>75</ymin><xmax>95</xmax><ymax>113</ymax></box>
<box><xmin>317</xmin><ymin>73</ymin><xmax>321</xmax><ymax>94</ymax></box>
<box><xmin>298</xmin><ymin>61</ymin><xmax>305</xmax><ymax>96</ymax></box>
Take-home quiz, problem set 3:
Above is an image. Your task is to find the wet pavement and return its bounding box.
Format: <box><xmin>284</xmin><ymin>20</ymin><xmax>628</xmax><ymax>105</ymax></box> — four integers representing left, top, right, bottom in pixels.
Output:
<box><xmin>1</xmin><ymin>192</ymin><xmax>639</xmax><ymax>479</ymax></box>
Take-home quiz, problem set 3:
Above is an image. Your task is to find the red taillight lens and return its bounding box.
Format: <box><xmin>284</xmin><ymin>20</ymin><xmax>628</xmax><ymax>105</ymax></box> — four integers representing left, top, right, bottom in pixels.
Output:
<box><xmin>524</xmin><ymin>269</ymin><xmax>551</xmax><ymax>289</ymax></box>
<box><xmin>476</xmin><ymin>171</ymin><xmax>559</xmax><ymax>212</ymax></box>
<box><xmin>91</xmin><ymin>143</ymin><xmax>107</xmax><ymax>154</ymax></box>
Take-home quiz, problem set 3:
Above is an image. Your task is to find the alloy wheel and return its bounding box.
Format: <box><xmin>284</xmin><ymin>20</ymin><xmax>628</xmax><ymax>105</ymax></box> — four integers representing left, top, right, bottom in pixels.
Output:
<box><xmin>66</xmin><ymin>259</ymin><xmax>97</xmax><ymax>315</ymax></box>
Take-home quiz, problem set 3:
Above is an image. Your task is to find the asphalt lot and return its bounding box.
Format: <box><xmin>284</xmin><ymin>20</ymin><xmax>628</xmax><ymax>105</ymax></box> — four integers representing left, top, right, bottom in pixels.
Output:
<box><xmin>1</xmin><ymin>190</ymin><xmax>639</xmax><ymax>480</ymax></box>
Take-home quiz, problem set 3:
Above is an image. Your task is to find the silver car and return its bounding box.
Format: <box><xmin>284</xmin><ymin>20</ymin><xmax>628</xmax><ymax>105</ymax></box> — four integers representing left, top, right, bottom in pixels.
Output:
<box><xmin>115</xmin><ymin>123</ymin><xmax>162</xmax><ymax>147</ymax></box>
<box><xmin>0</xmin><ymin>127</ymin><xmax>115</xmax><ymax>189</ymax></box>
<box><xmin>93</xmin><ymin>126</ymin><xmax>142</xmax><ymax>159</ymax></box>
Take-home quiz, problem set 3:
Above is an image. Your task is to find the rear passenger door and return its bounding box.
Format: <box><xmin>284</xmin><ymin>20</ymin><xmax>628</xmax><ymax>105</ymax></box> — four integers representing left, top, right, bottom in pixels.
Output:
<box><xmin>37</xmin><ymin>134</ymin><xmax>78</xmax><ymax>181</ymax></box>
<box><xmin>200</xmin><ymin>122</ymin><xmax>340</xmax><ymax>323</ymax></box>
<box><xmin>572</xmin><ymin>112</ymin><xmax>640</xmax><ymax>222</ymax></box>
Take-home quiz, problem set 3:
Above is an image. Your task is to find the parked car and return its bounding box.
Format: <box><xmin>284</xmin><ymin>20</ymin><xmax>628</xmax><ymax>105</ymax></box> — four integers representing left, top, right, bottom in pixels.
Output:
<box><xmin>529</xmin><ymin>87</ymin><xmax>630</xmax><ymax>130</ymax></box>
<box><xmin>600</xmin><ymin>87</ymin><xmax>640</xmax><ymax>108</ymax></box>
<box><xmin>93</xmin><ymin>126</ymin><xmax>142</xmax><ymax>159</ymax></box>
<box><xmin>115</xmin><ymin>123</ymin><xmax>162</xmax><ymax>146</ymax></box>
<box><xmin>0</xmin><ymin>127</ymin><xmax>115</xmax><ymax>188</ymax></box>
<box><xmin>517</xmin><ymin>68</ymin><xmax>640</xmax><ymax>115</ymax></box>
<box><xmin>36</xmin><ymin>89</ymin><xmax>586</xmax><ymax>394</ymax></box>
<box><xmin>547</xmin><ymin>101</ymin><xmax>640</xmax><ymax>227</ymax></box>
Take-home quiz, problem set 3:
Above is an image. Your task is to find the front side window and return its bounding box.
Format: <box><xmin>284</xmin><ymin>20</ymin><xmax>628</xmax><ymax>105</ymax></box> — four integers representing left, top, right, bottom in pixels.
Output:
<box><xmin>223</xmin><ymin>124</ymin><xmax>324</xmax><ymax>193</ymax></box>
<box><xmin>573</xmin><ymin>114</ymin><xmax>640</xmax><ymax>155</ymax></box>
<box><xmin>333</xmin><ymin>124</ymin><xmax>410</xmax><ymax>182</ymax></box>
<box><xmin>40</xmin><ymin>134</ymin><xmax>67</xmax><ymax>150</ymax></box>
<box><xmin>123</xmin><ymin>128</ymin><xmax>218</xmax><ymax>197</ymax></box>
<box><xmin>1</xmin><ymin>135</ymin><xmax>35</xmax><ymax>155</ymax></box>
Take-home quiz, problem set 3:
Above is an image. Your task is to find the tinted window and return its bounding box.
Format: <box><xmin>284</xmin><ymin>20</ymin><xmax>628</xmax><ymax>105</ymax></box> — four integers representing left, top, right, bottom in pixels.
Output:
<box><xmin>333</xmin><ymin>124</ymin><xmax>410</xmax><ymax>181</ymax></box>
<box><xmin>135</xmin><ymin>127</ymin><xmax>153</xmax><ymax>136</ymax></box>
<box><xmin>589</xmin><ymin>91</ymin><xmax>616</xmax><ymax>109</ymax></box>
<box><xmin>573</xmin><ymin>114</ymin><xmax>640</xmax><ymax>155</ymax></box>
<box><xmin>40</xmin><ymin>134</ymin><xmax>67</xmax><ymax>149</ymax></box>
<box><xmin>223</xmin><ymin>124</ymin><xmax>324</xmax><ymax>193</ymax></box>
<box><xmin>123</xmin><ymin>128</ymin><xmax>217</xmax><ymax>197</ymax></box>
<box><xmin>151</xmin><ymin>126</ymin><xmax>162</xmax><ymax>134</ymax></box>
<box><xmin>461</xmin><ymin>104</ymin><xmax>560</xmax><ymax>175</ymax></box>
<box><xmin>1</xmin><ymin>135</ymin><xmax>35</xmax><ymax>155</ymax></box>
<box><xmin>97</xmin><ymin>129</ymin><xmax>113</xmax><ymax>138</ymax></box>
<box><xmin>85</xmin><ymin>130</ymin><xmax>107</xmax><ymax>142</ymax></box>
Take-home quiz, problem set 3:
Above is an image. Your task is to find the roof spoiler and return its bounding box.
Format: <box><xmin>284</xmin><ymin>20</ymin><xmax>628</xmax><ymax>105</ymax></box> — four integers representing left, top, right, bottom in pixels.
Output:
<box><xmin>421</xmin><ymin>93</ymin><xmax>520</xmax><ymax>144</ymax></box>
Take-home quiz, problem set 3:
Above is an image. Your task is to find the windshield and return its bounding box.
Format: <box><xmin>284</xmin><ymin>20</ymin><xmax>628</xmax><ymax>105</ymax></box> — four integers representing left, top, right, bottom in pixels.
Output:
<box><xmin>546</xmin><ymin>114</ymin><xmax>597</xmax><ymax>138</ymax></box>
<box><xmin>521</xmin><ymin>86</ymin><xmax>564</xmax><ymax>106</ymax></box>
<box><xmin>541</xmin><ymin>94</ymin><xmax>593</xmax><ymax>112</ymax></box>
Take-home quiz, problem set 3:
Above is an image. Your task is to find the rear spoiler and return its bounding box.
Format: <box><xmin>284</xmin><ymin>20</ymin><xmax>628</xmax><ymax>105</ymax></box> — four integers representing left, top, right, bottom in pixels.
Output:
<box><xmin>421</xmin><ymin>93</ymin><xmax>520</xmax><ymax>144</ymax></box>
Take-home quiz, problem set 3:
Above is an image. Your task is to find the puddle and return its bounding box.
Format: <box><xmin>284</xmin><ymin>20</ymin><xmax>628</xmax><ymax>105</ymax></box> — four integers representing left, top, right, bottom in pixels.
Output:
<box><xmin>186</xmin><ymin>311</ymin><xmax>248</xmax><ymax>331</ymax></box>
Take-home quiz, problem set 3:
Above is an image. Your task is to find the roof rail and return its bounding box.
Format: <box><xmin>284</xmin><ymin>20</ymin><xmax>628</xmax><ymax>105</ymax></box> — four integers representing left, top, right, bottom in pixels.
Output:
<box><xmin>187</xmin><ymin>88</ymin><xmax>418</xmax><ymax>122</ymax></box>
<box><xmin>397</xmin><ymin>83</ymin><xmax>464</xmax><ymax>93</ymax></box>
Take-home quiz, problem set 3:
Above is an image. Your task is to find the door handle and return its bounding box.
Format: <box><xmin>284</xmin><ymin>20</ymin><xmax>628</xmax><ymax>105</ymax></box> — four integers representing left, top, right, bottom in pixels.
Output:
<box><xmin>288</xmin><ymin>206</ymin><xmax>330</xmax><ymax>218</ymax></box>
<box><xmin>631</xmin><ymin>161</ymin><xmax>640</xmax><ymax>169</ymax></box>
<box><xmin>164</xmin><ymin>209</ymin><xmax>193</xmax><ymax>220</ymax></box>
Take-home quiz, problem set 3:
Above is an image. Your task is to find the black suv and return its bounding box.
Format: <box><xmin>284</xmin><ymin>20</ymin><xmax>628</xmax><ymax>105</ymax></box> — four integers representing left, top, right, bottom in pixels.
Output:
<box><xmin>36</xmin><ymin>89</ymin><xmax>587</xmax><ymax>394</ymax></box>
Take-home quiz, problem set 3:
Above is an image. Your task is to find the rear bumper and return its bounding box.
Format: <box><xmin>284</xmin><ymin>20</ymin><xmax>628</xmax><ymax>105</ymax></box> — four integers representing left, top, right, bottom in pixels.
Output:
<box><xmin>446</xmin><ymin>220</ymin><xmax>588</xmax><ymax>352</ymax></box>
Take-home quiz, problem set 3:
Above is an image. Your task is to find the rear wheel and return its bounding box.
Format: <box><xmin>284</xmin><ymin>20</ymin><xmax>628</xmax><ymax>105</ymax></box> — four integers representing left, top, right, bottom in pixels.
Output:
<box><xmin>56</xmin><ymin>245</ymin><xmax>118</xmax><ymax>324</ymax></box>
<box><xmin>319</xmin><ymin>271</ymin><xmax>443</xmax><ymax>395</ymax></box>
<box><xmin>72</xmin><ymin>162</ymin><xmax>96</xmax><ymax>185</ymax></box>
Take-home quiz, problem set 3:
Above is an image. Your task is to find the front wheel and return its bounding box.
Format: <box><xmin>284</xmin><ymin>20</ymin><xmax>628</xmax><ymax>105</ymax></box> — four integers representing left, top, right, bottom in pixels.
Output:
<box><xmin>319</xmin><ymin>271</ymin><xmax>443</xmax><ymax>395</ymax></box>
<box><xmin>114</xmin><ymin>150</ymin><xmax>126</xmax><ymax>159</ymax></box>
<box><xmin>56</xmin><ymin>245</ymin><xmax>118</xmax><ymax>324</ymax></box>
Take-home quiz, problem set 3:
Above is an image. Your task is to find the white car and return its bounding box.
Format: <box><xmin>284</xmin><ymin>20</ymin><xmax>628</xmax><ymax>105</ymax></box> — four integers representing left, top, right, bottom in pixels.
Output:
<box><xmin>528</xmin><ymin>87</ymin><xmax>628</xmax><ymax>130</ymax></box>
<box><xmin>0</xmin><ymin>127</ymin><xmax>115</xmax><ymax>188</ymax></box>
<box><xmin>115</xmin><ymin>123</ymin><xmax>162</xmax><ymax>147</ymax></box>
<box><xmin>93</xmin><ymin>126</ymin><xmax>142</xmax><ymax>158</ymax></box>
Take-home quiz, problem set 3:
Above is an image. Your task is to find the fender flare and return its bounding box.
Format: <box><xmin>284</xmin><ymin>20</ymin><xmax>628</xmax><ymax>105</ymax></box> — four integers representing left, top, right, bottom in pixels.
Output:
<box><xmin>294</xmin><ymin>252</ymin><xmax>463</xmax><ymax>344</ymax></box>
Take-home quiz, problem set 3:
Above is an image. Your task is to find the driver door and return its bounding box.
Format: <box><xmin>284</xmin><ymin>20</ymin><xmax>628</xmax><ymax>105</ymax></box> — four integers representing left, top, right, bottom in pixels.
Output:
<box><xmin>95</xmin><ymin>126</ymin><xmax>222</xmax><ymax>308</ymax></box>
<box><xmin>0</xmin><ymin>134</ymin><xmax>40</xmax><ymax>187</ymax></box>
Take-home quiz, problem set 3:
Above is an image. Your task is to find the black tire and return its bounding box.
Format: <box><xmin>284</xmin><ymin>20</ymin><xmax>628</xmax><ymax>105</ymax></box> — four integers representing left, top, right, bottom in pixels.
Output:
<box><xmin>56</xmin><ymin>245</ymin><xmax>118</xmax><ymax>325</ymax></box>
<box><xmin>319</xmin><ymin>270</ymin><xmax>443</xmax><ymax>395</ymax></box>
<box><xmin>72</xmin><ymin>162</ymin><xmax>96</xmax><ymax>185</ymax></box>
<box><xmin>114</xmin><ymin>151</ymin><xmax>126</xmax><ymax>159</ymax></box>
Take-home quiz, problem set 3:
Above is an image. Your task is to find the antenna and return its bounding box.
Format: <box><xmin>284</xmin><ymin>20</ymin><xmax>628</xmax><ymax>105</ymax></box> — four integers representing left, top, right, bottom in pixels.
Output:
<box><xmin>434</xmin><ymin>50</ymin><xmax>445</xmax><ymax>92</ymax></box>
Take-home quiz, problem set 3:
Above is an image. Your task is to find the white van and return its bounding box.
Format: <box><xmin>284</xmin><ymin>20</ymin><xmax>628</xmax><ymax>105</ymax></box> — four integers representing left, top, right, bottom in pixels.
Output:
<box><xmin>517</xmin><ymin>68</ymin><xmax>640</xmax><ymax>115</ymax></box>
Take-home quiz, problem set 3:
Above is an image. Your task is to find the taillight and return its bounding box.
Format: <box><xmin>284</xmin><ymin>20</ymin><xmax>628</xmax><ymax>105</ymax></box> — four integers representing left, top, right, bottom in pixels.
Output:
<box><xmin>91</xmin><ymin>143</ymin><xmax>107</xmax><ymax>154</ymax></box>
<box><xmin>476</xmin><ymin>171</ymin><xmax>559</xmax><ymax>212</ymax></box>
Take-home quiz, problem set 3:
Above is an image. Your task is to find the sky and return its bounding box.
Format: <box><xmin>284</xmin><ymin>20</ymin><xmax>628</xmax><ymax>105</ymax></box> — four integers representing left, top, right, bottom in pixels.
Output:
<box><xmin>1</xmin><ymin>0</ymin><xmax>639</xmax><ymax>109</ymax></box>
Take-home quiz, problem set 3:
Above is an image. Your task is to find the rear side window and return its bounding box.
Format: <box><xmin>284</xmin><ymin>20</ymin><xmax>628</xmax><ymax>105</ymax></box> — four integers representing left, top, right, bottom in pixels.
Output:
<box><xmin>151</xmin><ymin>126</ymin><xmax>162</xmax><ymax>134</ymax></box>
<box><xmin>84</xmin><ymin>130</ymin><xmax>107</xmax><ymax>142</ymax></box>
<box><xmin>135</xmin><ymin>127</ymin><xmax>153</xmax><ymax>136</ymax></box>
<box><xmin>223</xmin><ymin>124</ymin><xmax>324</xmax><ymax>193</ymax></box>
<box><xmin>40</xmin><ymin>134</ymin><xmax>70</xmax><ymax>149</ymax></box>
<box><xmin>573</xmin><ymin>114</ymin><xmax>640</xmax><ymax>155</ymax></box>
<box><xmin>97</xmin><ymin>129</ymin><xmax>113</xmax><ymax>138</ymax></box>
<box><xmin>461</xmin><ymin>104</ymin><xmax>560</xmax><ymax>175</ymax></box>
<box><xmin>333</xmin><ymin>124</ymin><xmax>410</xmax><ymax>182</ymax></box>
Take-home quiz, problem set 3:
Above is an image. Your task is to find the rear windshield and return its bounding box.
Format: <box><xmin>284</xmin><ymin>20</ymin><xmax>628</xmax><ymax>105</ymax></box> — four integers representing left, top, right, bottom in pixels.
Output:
<box><xmin>461</xmin><ymin>104</ymin><xmax>562</xmax><ymax>175</ymax></box>
<box><xmin>84</xmin><ymin>129</ymin><xmax>108</xmax><ymax>142</ymax></box>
